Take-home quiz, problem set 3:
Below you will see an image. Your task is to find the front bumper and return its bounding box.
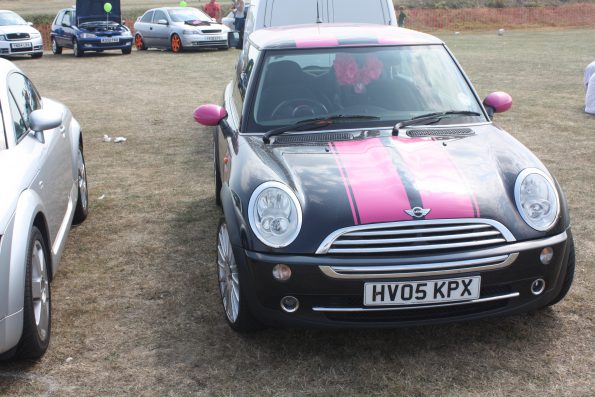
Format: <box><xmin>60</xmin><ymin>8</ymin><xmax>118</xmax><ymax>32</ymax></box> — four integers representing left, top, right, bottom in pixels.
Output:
<box><xmin>0</xmin><ymin>37</ymin><xmax>43</xmax><ymax>56</ymax></box>
<box><xmin>181</xmin><ymin>34</ymin><xmax>228</xmax><ymax>49</ymax></box>
<box><xmin>235</xmin><ymin>229</ymin><xmax>572</xmax><ymax>328</ymax></box>
<box><xmin>78</xmin><ymin>36</ymin><xmax>133</xmax><ymax>51</ymax></box>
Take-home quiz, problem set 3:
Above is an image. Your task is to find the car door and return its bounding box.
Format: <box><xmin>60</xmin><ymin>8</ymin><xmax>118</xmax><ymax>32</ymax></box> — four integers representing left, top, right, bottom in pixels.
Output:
<box><xmin>136</xmin><ymin>10</ymin><xmax>154</xmax><ymax>45</ymax></box>
<box><xmin>7</xmin><ymin>73</ymin><xmax>73</xmax><ymax>241</ymax></box>
<box><xmin>57</xmin><ymin>10</ymin><xmax>75</xmax><ymax>48</ymax></box>
<box><xmin>151</xmin><ymin>9</ymin><xmax>171</xmax><ymax>48</ymax></box>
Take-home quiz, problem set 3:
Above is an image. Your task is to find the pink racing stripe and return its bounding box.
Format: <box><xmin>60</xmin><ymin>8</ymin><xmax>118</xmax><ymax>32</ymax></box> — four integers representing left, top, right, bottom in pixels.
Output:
<box><xmin>295</xmin><ymin>36</ymin><xmax>339</xmax><ymax>48</ymax></box>
<box><xmin>392</xmin><ymin>137</ymin><xmax>478</xmax><ymax>219</ymax></box>
<box><xmin>332</xmin><ymin>139</ymin><xmax>411</xmax><ymax>225</ymax></box>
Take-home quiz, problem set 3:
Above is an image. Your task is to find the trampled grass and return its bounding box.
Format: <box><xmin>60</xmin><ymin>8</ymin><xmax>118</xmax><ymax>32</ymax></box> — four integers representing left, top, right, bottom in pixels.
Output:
<box><xmin>0</xmin><ymin>29</ymin><xmax>593</xmax><ymax>396</ymax></box>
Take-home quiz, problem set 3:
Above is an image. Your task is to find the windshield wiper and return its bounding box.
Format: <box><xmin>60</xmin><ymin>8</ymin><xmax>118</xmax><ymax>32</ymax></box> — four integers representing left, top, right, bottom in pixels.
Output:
<box><xmin>262</xmin><ymin>115</ymin><xmax>379</xmax><ymax>143</ymax></box>
<box><xmin>392</xmin><ymin>110</ymin><xmax>482</xmax><ymax>135</ymax></box>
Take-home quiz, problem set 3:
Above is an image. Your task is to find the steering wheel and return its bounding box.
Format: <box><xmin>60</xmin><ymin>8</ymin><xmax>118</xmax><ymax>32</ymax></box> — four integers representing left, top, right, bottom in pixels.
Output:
<box><xmin>271</xmin><ymin>98</ymin><xmax>329</xmax><ymax>119</ymax></box>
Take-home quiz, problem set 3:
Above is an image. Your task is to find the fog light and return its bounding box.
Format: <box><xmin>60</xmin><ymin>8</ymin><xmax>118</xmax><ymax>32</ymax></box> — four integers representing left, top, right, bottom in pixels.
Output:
<box><xmin>531</xmin><ymin>278</ymin><xmax>546</xmax><ymax>296</ymax></box>
<box><xmin>540</xmin><ymin>247</ymin><xmax>554</xmax><ymax>264</ymax></box>
<box><xmin>272</xmin><ymin>264</ymin><xmax>291</xmax><ymax>282</ymax></box>
<box><xmin>280</xmin><ymin>296</ymin><xmax>299</xmax><ymax>313</ymax></box>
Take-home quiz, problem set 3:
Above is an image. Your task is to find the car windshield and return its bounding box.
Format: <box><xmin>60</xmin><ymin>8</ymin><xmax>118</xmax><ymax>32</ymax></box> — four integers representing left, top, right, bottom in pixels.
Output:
<box><xmin>168</xmin><ymin>8</ymin><xmax>211</xmax><ymax>23</ymax></box>
<box><xmin>249</xmin><ymin>45</ymin><xmax>485</xmax><ymax>132</ymax></box>
<box><xmin>0</xmin><ymin>11</ymin><xmax>27</xmax><ymax>26</ymax></box>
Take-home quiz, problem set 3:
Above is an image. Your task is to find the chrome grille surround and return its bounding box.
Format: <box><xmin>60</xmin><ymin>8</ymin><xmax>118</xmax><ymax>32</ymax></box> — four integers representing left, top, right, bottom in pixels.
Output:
<box><xmin>317</xmin><ymin>219</ymin><xmax>518</xmax><ymax>279</ymax></box>
<box><xmin>316</xmin><ymin>218</ymin><xmax>515</xmax><ymax>255</ymax></box>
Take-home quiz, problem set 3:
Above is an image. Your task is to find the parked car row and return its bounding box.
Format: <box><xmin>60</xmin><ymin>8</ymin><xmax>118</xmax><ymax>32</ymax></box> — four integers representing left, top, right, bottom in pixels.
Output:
<box><xmin>0</xmin><ymin>0</ymin><xmax>577</xmax><ymax>362</ymax></box>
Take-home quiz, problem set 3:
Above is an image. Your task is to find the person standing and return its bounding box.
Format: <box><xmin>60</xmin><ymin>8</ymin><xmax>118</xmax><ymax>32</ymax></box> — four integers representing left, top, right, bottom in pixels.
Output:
<box><xmin>233</xmin><ymin>0</ymin><xmax>246</xmax><ymax>43</ymax></box>
<box><xmin>203</xmin><ymin>0</ymin><xmax>221</xmax><ymax>21</ymax></box>
<box><xmin>397</xmin><ymin>6</ymin><xmax>407</xmax><ymax>28</ymax></box>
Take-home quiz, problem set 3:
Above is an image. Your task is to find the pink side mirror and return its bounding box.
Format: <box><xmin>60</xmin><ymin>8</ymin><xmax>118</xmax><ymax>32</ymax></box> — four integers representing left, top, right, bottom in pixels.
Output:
<box><xmin>193</xmin><ymin>104</ymin><xmax>228</xmax><ymax>126</ymax></box>
<box><xmin>483</xmin><ymin>91</ymin><xmax>512</xmax><ymax>114</ymax></box>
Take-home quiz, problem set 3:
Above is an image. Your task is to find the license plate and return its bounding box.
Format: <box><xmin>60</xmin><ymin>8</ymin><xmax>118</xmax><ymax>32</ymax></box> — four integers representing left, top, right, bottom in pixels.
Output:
<box><xmin>11</xmin><ymin>42</ymin><xmax>32</xmax><ymax>49</ymax></box>
<box><xmin>364</xmin><ymin>276</ymin><xmax>481</xmax><ymax>306</ymax></box>
<box><xmin>204</xmin><ymin>35</ymin><xmax>225</xmax><ymax>41</ymax></box>
<box><xmin>101</xmin><ymin>37</ymin><xmax>119</xmax><ymax>43</ymax></box>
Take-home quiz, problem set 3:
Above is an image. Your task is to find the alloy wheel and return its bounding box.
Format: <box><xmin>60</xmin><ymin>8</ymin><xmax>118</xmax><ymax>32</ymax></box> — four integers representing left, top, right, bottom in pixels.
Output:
<box><xmin>217</xmin><ymin>223</ymin><xmax>240</xmax><ymax>323</ymax></box>
<box><xmin>31</xmin><ymin>239</ymin><xmax>50</xmax><ymax>342</ymax></box>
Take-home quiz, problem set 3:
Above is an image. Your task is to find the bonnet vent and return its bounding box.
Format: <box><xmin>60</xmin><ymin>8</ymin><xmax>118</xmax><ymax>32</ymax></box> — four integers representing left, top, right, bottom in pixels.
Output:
<box><xmin>406</xmin><ymin>128</ymin><xmax>475</xmax><ymax>138</ymax></box>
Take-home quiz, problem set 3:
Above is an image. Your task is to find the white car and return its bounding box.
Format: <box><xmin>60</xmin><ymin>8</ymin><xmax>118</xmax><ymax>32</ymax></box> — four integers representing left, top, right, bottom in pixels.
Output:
<box><xmin>0</xmin><ymin>10</ymin><xmax>43</xmax><ymax>58</ymax></box>
<box><xmin>0</xmin><ymin>58</ymin><xmax>88</xmax><ymax>359</ymax></box>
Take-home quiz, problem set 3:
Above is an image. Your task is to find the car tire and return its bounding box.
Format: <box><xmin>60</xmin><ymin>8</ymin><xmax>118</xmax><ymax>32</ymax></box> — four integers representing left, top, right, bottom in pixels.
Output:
<box><xmin>16</xmin><ymin>226</ymin><xmax>51</xmax><ymax>359</ymax></box>
<box><xmin>213</xmin><ymin>133</ymin><xmax>222</xmax><ymax>207</ymax></box>
<box><xmin>73</xmin><ymin>39</ymin><xmax>84</xmax><ymax>57</ymax></box>
<box><xmin>547</xmin><ymin>237</ymin><xmax>575</xmax><ymax>306</ymax></box>
<box><xmin>216</xmin><ymin>219</ymin><xmax>261</xmax><ymax>332</ymax></box>
<box><xmin>51</xmin><ymin>37</ymin><xmax>62</xmax><ymax>55</ymax></box>
<box><xmin>31</xmin><ymin>52</ymin><xmax>43</xmax><ymax>59</ymax></box>
<box><xmin>135</xmin><ymin>34</ymin><xmax>147</xmax><ymax>50</ymax></box>
<box><xmin>122</xmin><ymin>47</ymin><xmax>132</xmax><ymax>55</ymax></box>
<box><xmin>73</xmin><ymin>145</ymin><xmax>89</xmax><ymax>224</ymax></box>
<box><xmin>171</xmin><ymin>33</ymin><xmax>183</xmax><ymax>53</ymax></box>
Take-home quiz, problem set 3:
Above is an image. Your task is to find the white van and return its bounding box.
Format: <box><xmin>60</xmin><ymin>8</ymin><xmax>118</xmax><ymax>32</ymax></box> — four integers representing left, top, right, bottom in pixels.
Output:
<box><xmin>243</xmin><ymin>0</ymin><xmax>398</xmax><ymax>44</ymax></box>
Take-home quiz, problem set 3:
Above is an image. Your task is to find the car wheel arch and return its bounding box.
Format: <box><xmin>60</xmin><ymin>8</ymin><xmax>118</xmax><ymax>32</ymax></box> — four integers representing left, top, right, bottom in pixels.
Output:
<box><xmin>220</xmin><ymin>185</ymin><xmax>250</xmax><ymax>249</ymax></box>
<box><xmin>7</xmin><ymin>190</ymin><xmax>49</xmax><ymax>318</ymax></box>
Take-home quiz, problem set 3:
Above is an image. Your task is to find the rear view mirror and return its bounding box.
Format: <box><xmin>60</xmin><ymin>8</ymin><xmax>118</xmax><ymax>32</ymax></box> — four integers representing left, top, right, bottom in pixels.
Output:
<box><xmin>29</xmin><ymin>109</ymin><xmax>62</xmax><ymax>133</ymax></box>
<box><xmin>193</xmin><ymin>104</ymin><xmax>228</xmax><ymax>126</ymax></box>
<box><xmin>483</xmin><ymin>91</ymin><xmax>512</xmax><ymax>118</ymax></box>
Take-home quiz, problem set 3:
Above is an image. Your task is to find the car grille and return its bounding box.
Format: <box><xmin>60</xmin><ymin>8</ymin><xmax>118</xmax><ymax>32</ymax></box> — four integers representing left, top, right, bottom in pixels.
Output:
<box><xmin>317</xmin><ymin>219</ymin><xmax>514</xmax><ymax>256</ymax></box>
<box><xmin>202</xmin><ymin>29</ymin><xmax>222</xmax><ymax>33</ymax></box>
<box><xmin>7</xmin><ymin>33</ymin><xmax>30</xmax><ymax>40</ymax></box>
<box><xmin>194</xmin><ymin>40</ymin><xmax>227</xmax><ymax>47</ymax></box>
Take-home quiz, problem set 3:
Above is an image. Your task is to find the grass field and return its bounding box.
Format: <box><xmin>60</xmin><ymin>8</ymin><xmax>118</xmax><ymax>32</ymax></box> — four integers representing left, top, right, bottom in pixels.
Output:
<box><xmin>0</xmin><ymin>29</ymin><xmax>593</xmax><ymax>396</ymax></box>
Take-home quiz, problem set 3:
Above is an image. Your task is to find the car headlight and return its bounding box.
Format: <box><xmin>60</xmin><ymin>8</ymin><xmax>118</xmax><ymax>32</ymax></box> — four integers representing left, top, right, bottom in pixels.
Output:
<box><xmin>248</xmin><ymin>182</ymin><xmax>302</xmax><ymax>248</ymax></box>
<box><xmin>182</xmin><ymin>30</ymin><xmax>199</xmax><ymax>35</ymax></box>
<box><xmin>30</xmin><ymin>32</ymin><xmax>41</xmax><ymax>38</ymax></box>
<box><xmin>0</xmin><ymin>34</ymin><xmax>6</xmax><ymax>41</ymax></box>
<box><xmin>121</xmin><ymin>30</ymin><xmax>132</xmax><ymax>37</ymax></box>
<box><xmin>514</xmin><ymin>168</ymin><xmax>559</xmax><ymax>231</ymax></box>
<box><xmin>80</xmin><ymin>33</ymin><xmax>96</xmax><ymax>38</ymax></box>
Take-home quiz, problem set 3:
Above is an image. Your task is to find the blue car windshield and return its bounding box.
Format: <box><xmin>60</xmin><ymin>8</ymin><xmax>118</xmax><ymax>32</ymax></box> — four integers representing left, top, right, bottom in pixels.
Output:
<box><xmin>168</xmin><ymin>8</ymin><xmax>211</xmax><ymax>23</ymax></box>
<box><xmin>249</xmin><ymin>45</ymin><xmax>485</xmax><ymax>132</ymax></box>
<box><xmin>0</xmin><ymin>11</ymin><xmax>26</xmax><ymax>26</ymax></box>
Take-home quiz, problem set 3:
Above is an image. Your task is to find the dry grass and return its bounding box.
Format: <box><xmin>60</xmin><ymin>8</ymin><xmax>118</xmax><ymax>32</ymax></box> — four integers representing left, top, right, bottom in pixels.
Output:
<box><xmin>0</xmin><ymin>29</ymin><xmax>593</xmax><ymax>396</ymax></box>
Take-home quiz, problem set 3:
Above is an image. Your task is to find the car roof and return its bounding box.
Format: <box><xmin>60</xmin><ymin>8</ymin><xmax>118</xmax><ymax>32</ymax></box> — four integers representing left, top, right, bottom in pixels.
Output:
<box><xmin>249</xmin><ymin>24</ymin><xmax>443</xmax><ymax>50</ymax></box>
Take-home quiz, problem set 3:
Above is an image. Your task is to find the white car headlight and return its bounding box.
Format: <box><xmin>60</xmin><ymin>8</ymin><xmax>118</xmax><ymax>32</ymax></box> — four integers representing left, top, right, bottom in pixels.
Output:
<box><xmin>182</xmin><ymin>30</ymin><xmax>199</xmax><ymax>35</ymax></box>
<box><xmin>514</xmin><ymin>168</ymin><xmax>559</xmax><ymax>231</ymax></box>
<box><xmin>80</xmin><ymin>33</ymin><xmax>96</xmax><ymax>38</ymax></box>
<box><xmin>0</xmin><ymin>34</ymin><xmax>6</xmax><ymax>41</ymax></box>
<box><xmin>121</xmin><ymin>30</ymin><xmax>132</xmax><ymax>37</ymax></box>
<box><xmin>248</xmin><ymin>182</ymin><xmax>302</xmax><ymax>248</ymax></box>
<box><xmin>30</xmin><ymin>32</ymin><xmax>41</xmax><ymax>38</ymax></box>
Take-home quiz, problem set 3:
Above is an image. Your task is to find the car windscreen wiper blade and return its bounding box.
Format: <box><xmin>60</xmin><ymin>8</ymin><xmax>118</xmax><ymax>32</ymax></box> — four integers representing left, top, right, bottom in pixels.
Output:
<box><xmin>262</xmin><ymin>114</ymin><xmax>380</xmax><ymax>143</ymax></box>
<box><xmin>392</xmin><ymin>110</ymin><xmax>482</xmax><ymax>135</ymax></box>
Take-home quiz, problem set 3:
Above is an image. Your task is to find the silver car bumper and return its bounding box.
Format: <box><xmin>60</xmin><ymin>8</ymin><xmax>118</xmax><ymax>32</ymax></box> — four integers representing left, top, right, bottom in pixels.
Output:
<box><xmin>0</xmin><ymin>37</ymin><xmax>43</xmax><ymax>55</ymax></box>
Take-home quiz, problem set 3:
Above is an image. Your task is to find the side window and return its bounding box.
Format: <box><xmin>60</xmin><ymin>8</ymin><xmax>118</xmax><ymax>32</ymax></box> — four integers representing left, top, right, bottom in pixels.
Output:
<box><xmin>8</xmin><ymin>94</ymin><xmax>28</xmax><ymax>142</ymax></box>
<box><xmin>8</xmin><ymin>73</ymin><xmax>42</xmax><ymax>141</ymax></box>
<box><xmin>153</xmin><ymin>10</ymin><xmax>167</xmax><ymax>23</ymax></box>
<box><xmin>141</xmin><ymin>11</ymin><xmax>154</xmax><ymax>23</ymax></box>
<box><xmin>61</xmin><ymin>11</ymin><xmax>71</xmax><ymax>26</ymax></box>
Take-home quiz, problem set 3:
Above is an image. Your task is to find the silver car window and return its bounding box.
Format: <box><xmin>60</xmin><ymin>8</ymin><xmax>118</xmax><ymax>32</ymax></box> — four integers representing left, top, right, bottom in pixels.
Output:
<box><xmin>141</xmin><ymin>11</ymin><xmax>154</xmax><ymax>23</ymax></box>
<box><xmin>153</xmin><ymin>10</ymin><xmax>168</xmax><ymax>23</ymax></box>
<box><xmin>8</xmin><ymin>73</ymin><xmax>41</xmax><ymax>139</ymax></box>
<box><xmin>8</xmin><ymin>93</ymin><xmax>28</xmax><ymax>142</ymax></box>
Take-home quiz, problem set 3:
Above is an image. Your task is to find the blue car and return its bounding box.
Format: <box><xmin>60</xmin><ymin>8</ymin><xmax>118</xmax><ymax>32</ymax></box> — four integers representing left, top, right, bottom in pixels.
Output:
<box><xmin>50</xmin><ymin>0</ymin><xmax>133</xmax><ymax>57</ymax></box>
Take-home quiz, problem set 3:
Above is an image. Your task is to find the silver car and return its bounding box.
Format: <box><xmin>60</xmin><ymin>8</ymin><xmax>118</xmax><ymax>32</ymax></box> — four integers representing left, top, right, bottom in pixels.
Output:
<box><xmin>0</xmin><ymin>58</ymin><xmax>88</xmax><ymax>359</ymax></box>
<box><xmin>134</xmin><ymin>7</ymin><xmax>230</xmax><ymax>53</ymax></box>
<box><xmin>0</xmin><ymin>10</ymin><xmax>43</xmax><ymax>58</ymax></box>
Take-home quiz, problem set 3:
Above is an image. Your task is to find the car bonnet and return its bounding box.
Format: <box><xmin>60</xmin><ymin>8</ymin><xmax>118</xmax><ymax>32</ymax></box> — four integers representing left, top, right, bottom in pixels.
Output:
<box><xmin>76</xmin><ymin>0</ymin><xmax>122</xmax><ymax>25</ymax></box>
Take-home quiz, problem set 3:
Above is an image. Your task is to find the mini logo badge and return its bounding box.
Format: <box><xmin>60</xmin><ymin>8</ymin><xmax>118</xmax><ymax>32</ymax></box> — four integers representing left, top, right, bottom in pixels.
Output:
<box><xmin>405</xmin><ymin>207</ymin><xmax>431</xmax><ymax>218</ymax></box>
